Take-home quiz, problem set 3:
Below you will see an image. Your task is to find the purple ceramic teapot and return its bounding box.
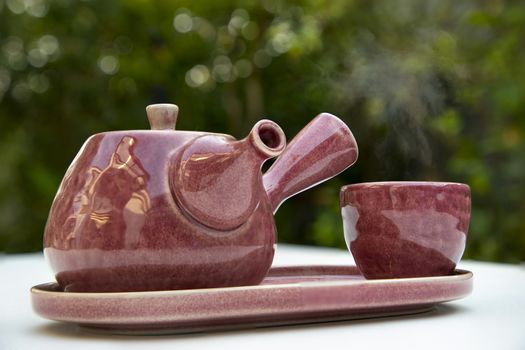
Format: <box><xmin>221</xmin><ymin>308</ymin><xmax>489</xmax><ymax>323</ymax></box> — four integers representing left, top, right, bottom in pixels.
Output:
<box><xmin>44</xmin><ymin>104</ymin><xmax>358</xmax><ymax>292</ymax></box>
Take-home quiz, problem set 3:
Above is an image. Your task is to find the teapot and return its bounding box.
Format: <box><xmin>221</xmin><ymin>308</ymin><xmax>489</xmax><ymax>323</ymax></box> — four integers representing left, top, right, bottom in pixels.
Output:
<box><xmin>44</xmin><ymin>104</ymin><xmax>358</xmax><ymax>292</ymax></box>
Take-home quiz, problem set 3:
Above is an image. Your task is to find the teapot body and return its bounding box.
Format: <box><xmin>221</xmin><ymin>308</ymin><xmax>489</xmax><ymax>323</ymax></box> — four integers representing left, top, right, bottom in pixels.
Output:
<box><xmin>44</xmin><ymin>130</ymin><xmax>276</xmax><ymax>292</ymax></box>
<box><xmin>43</xmin><ymin>104</ymin><xmax>359</xmax><ymax>292</ymax></box>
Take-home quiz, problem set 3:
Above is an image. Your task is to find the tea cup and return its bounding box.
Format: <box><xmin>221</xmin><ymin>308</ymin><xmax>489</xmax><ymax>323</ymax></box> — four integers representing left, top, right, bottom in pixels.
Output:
<box><xmin>340</xmin><ymin>181</ymin><xmax>471</xmax><ymax>279</ymax></box>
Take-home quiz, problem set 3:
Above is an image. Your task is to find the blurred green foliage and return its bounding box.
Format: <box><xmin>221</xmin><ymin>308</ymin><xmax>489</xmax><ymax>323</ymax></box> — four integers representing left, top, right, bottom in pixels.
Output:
<box><xmin>0</xmin><ymin>0</ymin><xmax>524</xmax><ymax>262</ymax></box>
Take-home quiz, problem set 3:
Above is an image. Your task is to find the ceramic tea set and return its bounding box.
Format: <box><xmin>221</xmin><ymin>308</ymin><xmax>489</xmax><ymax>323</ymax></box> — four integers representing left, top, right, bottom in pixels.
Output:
<box><xmin>30</xmin><ymin>104</ymin><xmax>473</xmax><ymax>334</ymax></box>
<box><xmin>32</xmin><ymin>103</ymin><xmax>472</xmax><ymax>332</ymax></box>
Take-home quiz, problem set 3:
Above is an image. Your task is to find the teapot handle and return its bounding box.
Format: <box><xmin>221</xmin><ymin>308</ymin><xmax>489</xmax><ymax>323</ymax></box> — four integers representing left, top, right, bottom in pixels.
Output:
<box><xmin>262</xmin><ymin>113</ymin><xmax>358</xmax><ymax>213</ymax></box>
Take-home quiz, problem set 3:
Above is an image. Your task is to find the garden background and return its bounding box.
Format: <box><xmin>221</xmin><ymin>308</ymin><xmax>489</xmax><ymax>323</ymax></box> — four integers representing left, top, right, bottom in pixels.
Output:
<box><xmin>1</xmin><ymin>0</ymin><xmax>524</xmax><ymax>262</ymax></box>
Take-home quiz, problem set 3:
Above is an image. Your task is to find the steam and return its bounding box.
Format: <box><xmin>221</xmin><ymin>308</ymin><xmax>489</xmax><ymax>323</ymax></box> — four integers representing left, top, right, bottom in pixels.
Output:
<box><xmin>339</xmin><ymin>32</ymin><xmax>446</xmax><ymax>176</ymax></box>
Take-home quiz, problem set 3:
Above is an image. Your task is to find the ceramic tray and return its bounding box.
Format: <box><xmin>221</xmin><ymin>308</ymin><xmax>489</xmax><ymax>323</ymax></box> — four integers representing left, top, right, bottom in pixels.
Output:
<box><xmin>31</xmin><ymin>265</ymin><xmax>473</xmax><ymax>335</ymax></box>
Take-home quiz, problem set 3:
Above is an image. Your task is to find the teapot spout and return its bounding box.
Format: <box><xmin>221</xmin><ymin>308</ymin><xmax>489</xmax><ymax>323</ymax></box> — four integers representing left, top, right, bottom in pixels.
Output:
<box><xmin>171</xmin><ymin>120</ymin><xmax>286</xmax><ymax>231</ymax></box>
<box><xmin>263</xmin><ymin>113</ymin><xmax>358</xmax><ymax>213</ymax></box>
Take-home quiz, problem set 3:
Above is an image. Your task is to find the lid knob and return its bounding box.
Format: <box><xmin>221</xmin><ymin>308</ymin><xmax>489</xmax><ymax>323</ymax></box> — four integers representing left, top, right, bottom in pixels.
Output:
<box><xmin>146</xmin><ymin>104</ymin><xmax>179</xmax><ymax>130</ymax></box>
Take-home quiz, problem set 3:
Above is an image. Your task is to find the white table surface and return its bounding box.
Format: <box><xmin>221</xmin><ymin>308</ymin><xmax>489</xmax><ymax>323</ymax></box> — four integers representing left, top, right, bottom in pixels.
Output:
<box><xmin>1</xmin><ymin>244</ymin><xmax>524</xmax><ymax>350</ymax></box>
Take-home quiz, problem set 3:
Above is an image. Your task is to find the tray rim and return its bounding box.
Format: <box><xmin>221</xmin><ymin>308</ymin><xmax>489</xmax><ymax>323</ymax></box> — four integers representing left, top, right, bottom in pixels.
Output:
<box><xmin>30</xmin><ymin>265</ymin><xmax>473</xmax><ymax>333</ymax></box>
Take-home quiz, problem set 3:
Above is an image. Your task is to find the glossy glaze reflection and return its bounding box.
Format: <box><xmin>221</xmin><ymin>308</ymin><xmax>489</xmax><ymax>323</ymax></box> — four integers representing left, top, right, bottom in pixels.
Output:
<box><xmin>340</xmin><ymin>182</ymin><xmax>471</xmax><ymax>279</ymax></box>
<box><xmin>45</xmin><ymin>130</ymin><xmax>277</xmax><ymax>292</ymax></box>
<box><xmin>173</xmin><ymin>120</ymin><xmax>286</xmax><ymax>231</ymax></box>
<box><xmin>44</xmin><ymin>105</ymin><xmax>359</xmax><ymax>292</ymax></box>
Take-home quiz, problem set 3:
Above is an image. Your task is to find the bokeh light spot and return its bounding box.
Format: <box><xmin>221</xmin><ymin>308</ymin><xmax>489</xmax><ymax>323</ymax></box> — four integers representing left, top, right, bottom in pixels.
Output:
<box><xmin>270</xmin><ymin>32</ymin><xmax>294</xmax><ymax>54</ymax></box>
<box><xmin>26</xmin><ymin>0</ymin><xmax>48</xmax><ymax>17</ymax></box>
<box><xmin>228</xmin><ymin>9</ymin><xmax>249</xmax><ymax>36</ymax></box>
<box><xmin>28</xmin><ymin>48</ymin><xmax>47</xmax><ymax>68</ymax></box>
<box><xmin>174</xmin><ymin>13</ymin><xmax>193</xmax><ymax>33</ymax></box>
<box><xmin>38</xmin><ymin>35</ymin><xmax>59</xmax><ymax>56</ymax></box>
<box><xmin>6</xmin><ymin>0</ymin><xmax>24</xmax><ymax>14</ymax></box>
<box><xmin>28</xmin><ymin>73</ymin><xmax>50</xmax><ymax>93</ymax></box>
<box><xmin>98</xmin><ymin>55</ymin><xmax>119</xmax><ymax>75</ymax></box>
<box><xmin>6</xmin><ymin>0</ymin><xmax>48</xmax><ymax>16</ymax></box>
<box><xmin>185</xmin><ymin>65</ymin><xmax>210</xmax><ymax>88</ymax></box>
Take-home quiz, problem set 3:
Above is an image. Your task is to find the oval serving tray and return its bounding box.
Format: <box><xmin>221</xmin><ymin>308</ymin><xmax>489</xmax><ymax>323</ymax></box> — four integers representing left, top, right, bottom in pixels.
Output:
<box><xmin>31</xmin><ymin>265</ymin><xmax>473</xmax><ymax>335</ymax></box>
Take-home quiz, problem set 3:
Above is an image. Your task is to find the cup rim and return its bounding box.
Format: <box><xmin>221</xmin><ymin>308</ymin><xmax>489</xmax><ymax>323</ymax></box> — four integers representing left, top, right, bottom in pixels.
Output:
<box><xmin>341</xmin><ymin>181</ymin><xmax>470</xmax><ymax>192</ymax></box>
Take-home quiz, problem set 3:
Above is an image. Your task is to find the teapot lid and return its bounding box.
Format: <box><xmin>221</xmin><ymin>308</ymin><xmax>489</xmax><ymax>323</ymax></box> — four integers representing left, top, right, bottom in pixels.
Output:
<box><xmin>146</xmin><ymin>104</ymin><xmax>179</xmax><ymax>130</ymax></box>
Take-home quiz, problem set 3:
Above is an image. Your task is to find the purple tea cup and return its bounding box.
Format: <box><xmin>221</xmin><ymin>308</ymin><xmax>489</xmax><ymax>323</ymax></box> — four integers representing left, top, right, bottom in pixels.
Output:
<box><xmin>340</xmin><ymin>181</ymin><xmax>471</xmax><ymax>279</ymax></box>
